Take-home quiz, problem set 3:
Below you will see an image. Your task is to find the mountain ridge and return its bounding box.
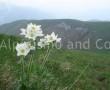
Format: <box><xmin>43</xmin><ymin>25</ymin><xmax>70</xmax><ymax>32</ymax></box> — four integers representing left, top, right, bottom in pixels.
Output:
<box><xmin>0</xmin><ymin>19</ymin><xmax>110</xmax><ymax>49</ymax></box>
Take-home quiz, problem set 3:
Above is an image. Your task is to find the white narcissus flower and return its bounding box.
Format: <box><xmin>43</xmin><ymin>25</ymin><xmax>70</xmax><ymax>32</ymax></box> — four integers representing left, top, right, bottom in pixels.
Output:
<box><xmin>16</xmin><ymin>42</ymin><xmax>35</xmax><ymax>56</ymax></box>
<box><xmin>26</xmin><ymin>42</ymin><xmax>36</xmax><ymax>50</ymax></box>
<box><xmin>20</xmin><ymin>23</ymin><xmax>43</xmax><ymax>40</ymax></box>
<box><xmin>16</xmin><ymin>42</ymin><xmax>31</xmax><ymax>56</ymax></box>
<box><xmin>38</xmin><ymin>32</ymin><xmax>61</xmax><ymax>48</ymax></box>
<box><xmin>38</xmin><ymin>38</ymin><xmax>49</xmax><ymax>48</ymax></box>
<box><xmin>45</xmin><ymin>32</ymin><xmax>61</xmax><ymax>43</ymax></box>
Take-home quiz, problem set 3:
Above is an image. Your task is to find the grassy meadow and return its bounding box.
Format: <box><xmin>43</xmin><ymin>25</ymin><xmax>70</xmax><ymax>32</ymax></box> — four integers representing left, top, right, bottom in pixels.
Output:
<box><xmin>0</xmin><ymin>34</ymin><xmax>110</xmax><ymax>90</ymax></box>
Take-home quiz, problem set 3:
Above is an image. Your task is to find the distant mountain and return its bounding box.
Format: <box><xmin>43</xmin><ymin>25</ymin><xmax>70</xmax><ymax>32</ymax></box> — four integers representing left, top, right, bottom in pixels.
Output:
<box><xmin>0</xmin><ymin>19</ymin><xmax>110</xmax><ymax>49</ymax></box>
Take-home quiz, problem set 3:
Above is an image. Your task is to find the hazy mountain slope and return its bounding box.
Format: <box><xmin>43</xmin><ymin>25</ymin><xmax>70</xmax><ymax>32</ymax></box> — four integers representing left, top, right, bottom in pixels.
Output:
<box><xmin>85</xmin><ymin>21</ymin><xmax>110</xmax><ymax>40</ymax></box>
<box><xmin>0</xmin><ymin>19</ymin><xmax>89</xmax><ymax>38</ymax></box>
<box><xmin>0</xmin><ymin>19</ymin><xmax>110</xmax><ymax>49</ymax></box>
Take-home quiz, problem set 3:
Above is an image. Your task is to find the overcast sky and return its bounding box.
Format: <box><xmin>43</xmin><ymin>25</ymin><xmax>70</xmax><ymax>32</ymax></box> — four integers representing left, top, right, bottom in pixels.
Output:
<box><xmin>0</xmin><ymin>0</ymin><xmax>110</xmax><ymax>20</ymax></box>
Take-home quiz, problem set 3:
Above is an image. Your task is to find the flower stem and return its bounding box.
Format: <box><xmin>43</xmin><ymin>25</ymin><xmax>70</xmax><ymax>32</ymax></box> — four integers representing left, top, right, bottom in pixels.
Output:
<box><xmin>27</xmin><ymin>54</ymin><xmax>34</xmax><ymax>83</ymax></box>
<box><xmin>20</xmin><ymin>56</ymin><xmax>25</xmax><ymax>84</ymax></box>
<box><xmin>41</xmin><ymin>47</ymin><xmax>52</xmax><ymax>70</ymax></box>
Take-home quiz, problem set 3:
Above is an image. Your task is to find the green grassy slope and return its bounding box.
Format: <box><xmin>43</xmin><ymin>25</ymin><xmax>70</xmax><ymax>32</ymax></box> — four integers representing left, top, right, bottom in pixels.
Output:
<box><xmin>0</xmin><ymin>34</ymin><xmax>110</xmax><ymax>90</ymax></box>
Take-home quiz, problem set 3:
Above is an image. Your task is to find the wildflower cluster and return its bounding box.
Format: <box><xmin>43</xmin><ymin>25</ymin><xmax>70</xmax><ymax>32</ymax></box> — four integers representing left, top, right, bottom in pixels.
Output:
<box><xmin>15</xmin><ymin>23</ymin><xmax>61</xmax><ymax>88</ymax></box>
<box><xmin>16</xmin><ymin>23</ymin><xmax>61</xmax><ymax>56</ymax></box>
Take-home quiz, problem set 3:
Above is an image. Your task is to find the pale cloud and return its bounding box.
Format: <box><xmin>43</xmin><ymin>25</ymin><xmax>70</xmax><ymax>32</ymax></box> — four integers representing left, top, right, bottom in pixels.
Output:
<box><xmin>0</xmin><ymin>0</ymin><xmax>110</xmax><ymax>20</ymax></box>
<box><xmin>1</xmin><ymin>0</ymin><xmax>109</xmax><ymax>9</ymax></box>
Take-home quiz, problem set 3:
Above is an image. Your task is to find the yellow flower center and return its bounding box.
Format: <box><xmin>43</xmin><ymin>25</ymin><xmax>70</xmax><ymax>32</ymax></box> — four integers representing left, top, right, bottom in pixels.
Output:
<box><xmin>49</xmin><ymin>36</ymin><xmax>53</xmax><ymax>40</ymax></box>
<box><xmin>20</xmin><ymin>49</ymin><xmax>25</xmax><ymax>53</ymax></box>
<box><xmin>31</xmin><ymin>26</ymin><xmax>36</xmax><ymax>32</ymax></box>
